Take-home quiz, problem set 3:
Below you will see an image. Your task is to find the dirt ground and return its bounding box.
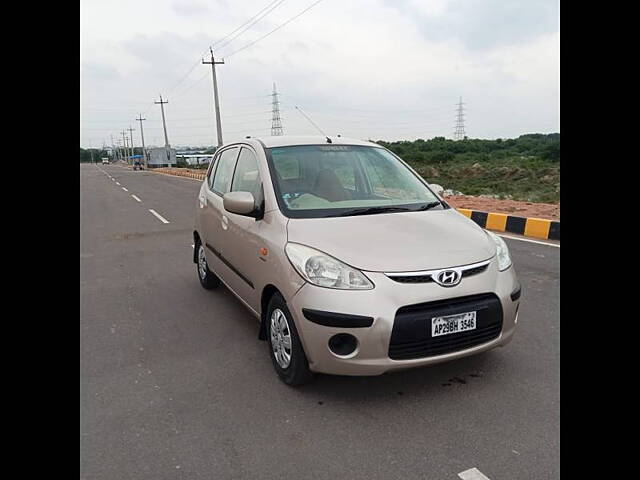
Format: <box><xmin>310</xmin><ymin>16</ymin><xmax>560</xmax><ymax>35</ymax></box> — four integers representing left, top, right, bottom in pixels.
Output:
<box><xmin>446</xmin><ymin>195</ymin><xmax>560</xmax><ymax>220</ymax></box>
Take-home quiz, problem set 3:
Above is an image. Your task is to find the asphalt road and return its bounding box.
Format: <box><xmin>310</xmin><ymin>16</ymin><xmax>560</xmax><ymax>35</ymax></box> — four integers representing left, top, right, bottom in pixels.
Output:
<box><xmin>80</xmin><ymin>163</ymin><xmax>560</xmax><ymax>480</ymax></box>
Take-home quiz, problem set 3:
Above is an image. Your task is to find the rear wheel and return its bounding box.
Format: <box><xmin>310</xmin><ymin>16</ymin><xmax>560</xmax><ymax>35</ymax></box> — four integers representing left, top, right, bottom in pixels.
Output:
<box><xmin>266</xmin><ymin>293</ymin><xmax>314</xmax><ymax>386</ymax></box>
<box><xmin>196</xmin><ymin>242</ymin><xmax>220</xmax><ymax>289</ymax></box>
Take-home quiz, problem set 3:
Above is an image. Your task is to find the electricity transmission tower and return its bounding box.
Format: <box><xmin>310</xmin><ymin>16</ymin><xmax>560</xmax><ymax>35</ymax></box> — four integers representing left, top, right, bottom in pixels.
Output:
<box><xmin>202</xmin><ymin>47</ymin><xmax>225</xmax><ymax>147</ymax></box>
<box><xmin>454</xmin><ymin>97</ymin><xmax>466</xmax><ymax>140</ymax></box>
<box><xmin>270</xmin><ymin>82</ymin><xmax>284</xmax><ymax>136</ymax></box>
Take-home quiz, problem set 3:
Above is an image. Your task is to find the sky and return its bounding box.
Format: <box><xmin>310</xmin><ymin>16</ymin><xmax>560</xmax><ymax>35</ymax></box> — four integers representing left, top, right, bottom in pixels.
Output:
<box><xmin>80</xmin><ymin>0</ymin><xmax>559</xmax><ymax>149</ymax></box>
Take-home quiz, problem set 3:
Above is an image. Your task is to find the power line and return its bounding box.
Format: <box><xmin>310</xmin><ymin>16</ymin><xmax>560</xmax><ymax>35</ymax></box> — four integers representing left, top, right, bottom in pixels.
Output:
<box><xmin>146</xmin><ymin>0</ymin><xmax>287</xmax><ymax>102</ymax></box>
<box><xmin>215</xmin><ymin>0</ymin><xmax>287</xmax><ymax>52</ymax></box>
<box><xmin>173</xmin><ymin>70</ymin><xmax>210</xmax><ymax>100</ymax></box>
<box><xmin>224</xmin><ymin>0</ymin><xmax>326</xmax><ymax>59</ymax></box>
<box><xmin>212</xmin><ymin>0</ymin><xmax>280</xmax><ymax>46</ymax></box>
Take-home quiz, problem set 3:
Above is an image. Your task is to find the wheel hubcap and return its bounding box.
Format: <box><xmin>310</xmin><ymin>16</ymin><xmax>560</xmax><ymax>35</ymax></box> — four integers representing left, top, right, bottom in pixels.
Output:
<box><xmin>198</xmin><ymin>245</ymin><xmax>208</xmax><ymax>279</ymax></box>
<box><xmin>270</xmin><ymin>308</ymin><xmax>292</xmax><ymax>369</ymax></box>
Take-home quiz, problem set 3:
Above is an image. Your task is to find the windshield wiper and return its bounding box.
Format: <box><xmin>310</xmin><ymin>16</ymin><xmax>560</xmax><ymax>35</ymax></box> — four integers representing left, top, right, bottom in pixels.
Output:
<box><xmin>337</xmin><ymin>202</ymin><xmax>443</xmax><ymax>217</ymax></box>
<box><xmin>414</xmin><ymin>201</ymin><xmax>443</xmax><ymax>211</ymax></box>
<box><xmin>337</xmin><ymin>206</ymin><xmax>413</xmax><ymax>217</ymax></box>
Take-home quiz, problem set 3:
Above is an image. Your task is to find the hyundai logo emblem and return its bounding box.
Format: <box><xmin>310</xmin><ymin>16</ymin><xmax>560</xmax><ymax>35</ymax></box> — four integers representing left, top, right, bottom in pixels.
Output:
<box><xmin>435</xmin><ymin>269</ymin><xmax>461</xmax><ymax>287</ymax></box>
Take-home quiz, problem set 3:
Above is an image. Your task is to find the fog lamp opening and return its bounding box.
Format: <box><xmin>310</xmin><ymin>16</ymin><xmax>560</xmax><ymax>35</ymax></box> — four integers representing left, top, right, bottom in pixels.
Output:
<box><xmin>328</xmin><ymin>333</ymin><xmax>358</xmax><ymax>357</ymax></box>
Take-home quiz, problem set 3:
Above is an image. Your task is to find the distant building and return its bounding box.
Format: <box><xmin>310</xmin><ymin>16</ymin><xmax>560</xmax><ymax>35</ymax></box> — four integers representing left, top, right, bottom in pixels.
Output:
<box><xmin>147</xmin><ymin>147</ymin><xmax>177</xmax><ymax>168</ymax></box>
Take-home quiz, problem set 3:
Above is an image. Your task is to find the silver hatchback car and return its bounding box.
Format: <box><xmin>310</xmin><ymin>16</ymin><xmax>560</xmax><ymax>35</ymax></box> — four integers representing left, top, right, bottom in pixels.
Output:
<box><xmin>194</xmin><ymin>136</ymin><xmax>520</xmax><ymax>385</ymax></box>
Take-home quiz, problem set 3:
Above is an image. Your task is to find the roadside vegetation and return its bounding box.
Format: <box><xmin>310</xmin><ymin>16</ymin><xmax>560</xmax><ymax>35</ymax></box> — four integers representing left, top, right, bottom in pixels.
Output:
<box><xmin>376</xmin><ymin>133</ymin><xmax>559</xmax><ymax>203</ymax></box>
<box><xmin>81</xmin><ymin>133</ymin><xmax>560</xmax><ymax>203</ymax></box>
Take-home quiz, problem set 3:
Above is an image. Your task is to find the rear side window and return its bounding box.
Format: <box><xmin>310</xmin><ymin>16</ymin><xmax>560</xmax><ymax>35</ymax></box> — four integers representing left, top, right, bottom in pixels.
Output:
<box><xmin>231</xmin><ymin>148</ymin><xmax>262</xmax><ymax>202</ymax></box>
<box><xmin>211</xmin><ymin>147</ymin><xmax>239</xmax><ymax>195</ymax></box>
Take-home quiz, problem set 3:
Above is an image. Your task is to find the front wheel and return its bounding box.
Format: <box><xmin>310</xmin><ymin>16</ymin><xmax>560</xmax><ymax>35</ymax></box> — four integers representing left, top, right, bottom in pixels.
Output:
<box><xmin>267</xmin><ymin>293</ymin><xmax>314</xmax><ymax>386</ymax></box>
<box><xmin>196</xmin><ymin>242</ymin><xmax>220</xmax><ymax>290</ymax></box>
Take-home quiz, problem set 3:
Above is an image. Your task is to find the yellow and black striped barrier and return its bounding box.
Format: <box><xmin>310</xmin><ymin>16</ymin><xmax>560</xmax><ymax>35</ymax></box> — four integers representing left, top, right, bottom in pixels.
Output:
<box><xmin>456</xmin><ymin>208</ymin><xmax>560</xmax><ymax>241</ymax></box>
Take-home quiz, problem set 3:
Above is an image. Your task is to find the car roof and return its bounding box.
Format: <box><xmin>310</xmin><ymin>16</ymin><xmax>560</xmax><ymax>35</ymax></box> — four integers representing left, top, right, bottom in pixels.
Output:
<box><xmin>246</xmin><ymin>135</ymin><xmax>379</xmax><ymax>148</ymax></box>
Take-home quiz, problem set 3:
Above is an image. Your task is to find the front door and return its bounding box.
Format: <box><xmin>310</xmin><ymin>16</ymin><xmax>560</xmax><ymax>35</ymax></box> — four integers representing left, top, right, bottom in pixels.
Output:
<box><xmin>201</xmin><ymin>146</ymin><xmax>240</xmax><ymax>281</ymax></box>
<box><xmin>219</xmin><ymin>146</ymin><xmax>265</xmax><ymax>311</ymax></box>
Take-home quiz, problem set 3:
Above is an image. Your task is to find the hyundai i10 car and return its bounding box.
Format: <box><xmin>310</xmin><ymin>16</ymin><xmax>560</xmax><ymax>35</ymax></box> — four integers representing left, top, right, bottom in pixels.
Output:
<box><xmin>193</xmin><ymin>136</ymin><xmax>521</xmax><ymax>386</ymax></box>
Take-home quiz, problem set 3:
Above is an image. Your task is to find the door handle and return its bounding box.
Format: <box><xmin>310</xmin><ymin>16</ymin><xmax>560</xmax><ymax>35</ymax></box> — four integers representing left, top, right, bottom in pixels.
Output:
<box><xmin>221</xmin><ymin>215</ymin><xmax>229</xmax><ymax>230</ymax></box>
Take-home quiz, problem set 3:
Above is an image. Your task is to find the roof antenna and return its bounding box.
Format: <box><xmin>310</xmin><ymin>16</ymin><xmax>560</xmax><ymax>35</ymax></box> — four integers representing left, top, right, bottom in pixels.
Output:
<box><xmin>294</xmin><ymin>106</ymin><xmax>331</xmax><ymax>143</ymax></box>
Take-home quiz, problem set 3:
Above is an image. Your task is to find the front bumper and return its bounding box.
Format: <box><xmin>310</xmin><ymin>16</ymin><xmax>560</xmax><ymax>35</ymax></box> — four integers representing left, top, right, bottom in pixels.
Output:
<box><xmin>288</xmin><ymin>258</ymin><xmax>520</xmax><ymax>376</ymax></box>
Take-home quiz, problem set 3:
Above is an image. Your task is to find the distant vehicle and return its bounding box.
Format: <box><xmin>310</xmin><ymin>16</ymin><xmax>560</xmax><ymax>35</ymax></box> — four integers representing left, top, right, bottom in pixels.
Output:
<box><xmin>193</xmin><ymin>135</ymin><xmax>520</xmax><ymax>386</ymax></box>
<box><xmin>101</xmin><ymin>158</ymin><xmax>109</xmax><ymax>165</ymax></box>
<box><xmin>133</xmin><ymin>160</ymin><xmax>144</xmax><ymax>171</ymax></box>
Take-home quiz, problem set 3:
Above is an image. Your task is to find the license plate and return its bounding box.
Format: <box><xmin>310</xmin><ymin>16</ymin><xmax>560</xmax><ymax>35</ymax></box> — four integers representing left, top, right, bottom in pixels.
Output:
<box><xmin>431</xmin><ymin>311</ymin><xmax>477</xmax><ymax>337</ymax></box>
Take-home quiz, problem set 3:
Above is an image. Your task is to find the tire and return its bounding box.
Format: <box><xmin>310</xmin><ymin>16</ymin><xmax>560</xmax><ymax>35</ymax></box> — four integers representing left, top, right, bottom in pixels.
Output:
<box><xmin>196</xmin><ymin>241</ymin><xmax>220</xmax><ymax>290</ymax></box>
<box><xmin>266</xmin><ymin>293</ymin><xmax>314</xmax><ymax>386</ymax></box>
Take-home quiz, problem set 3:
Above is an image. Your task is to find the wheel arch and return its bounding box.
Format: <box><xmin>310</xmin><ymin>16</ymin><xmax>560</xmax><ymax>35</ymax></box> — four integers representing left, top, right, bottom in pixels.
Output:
<box><xmin>193</xmin><ymin>230</ymin><xmax>201</xmax><ymax>263</ymax></box>
<box><xmin>259</xmin><ymin>284</ymin><xmax>282</xmax><ymax>340</ymax></box>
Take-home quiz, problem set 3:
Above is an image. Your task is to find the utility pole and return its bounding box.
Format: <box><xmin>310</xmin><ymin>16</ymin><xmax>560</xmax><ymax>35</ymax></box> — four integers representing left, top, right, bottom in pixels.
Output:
<box><xmin>155</xmin><ymin>95</ymin><xmax>171</xmax><ymax>148</ymax></box>
<box><xmin>121</xmin><ymin>130</ymin><xmax>128</xmax><ymax>163</ymax></box>
<box><xmin>128</xmin><ymin>125</ymin><xmax>135</xmax><ymax>163</ymax></box>
<box><xmin>110</xmin><ymin>134</ymin><xmax>115</xmax><ymax>162</ymax></box>
<box><xmin>454</xmin><ymin>97</ymin><xmax>466</xmax><ymax>141</ymax></box>
<box><xmin>89</xmin><ymin>140</ymin><xmax>94</xmax><ymax>163</ymax></box>
<box><xmin>136</xmin><ymin>114</ymin><xmax>147</xmax><ymax>169</ymax></box>
<box><xmin>202</xmin><ymin>47</ymin><xmax>225</xmax><ymax>147</ymax></box>
<box><xmin>271</xmin><ymin>82</ymin><xmax>284</xmax><ymax>136</ymax></box>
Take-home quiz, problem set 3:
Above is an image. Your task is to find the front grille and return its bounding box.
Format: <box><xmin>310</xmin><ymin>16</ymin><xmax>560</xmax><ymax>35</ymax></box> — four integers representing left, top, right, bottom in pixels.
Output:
<box><xmin>461</xmin><ymin>264</ymin><xmax>488</xmax><ymax>277</ymax></box>
<box><xmin>389</xmin><ymin>274</ymin><xmax>434</xmax><ymax>284</ymax></box>
<box><xmin>388</xmin><ymin>263</ymin><xmax>488</xmax><ymax>284</ymax></box>
<box><xmin>388</xmin><ymin>293</ymin><xmax>503</xmax><ymax>360</ymax></box>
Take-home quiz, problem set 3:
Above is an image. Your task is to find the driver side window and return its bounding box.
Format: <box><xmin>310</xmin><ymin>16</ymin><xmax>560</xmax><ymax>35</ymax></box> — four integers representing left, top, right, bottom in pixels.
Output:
<box><xmin>206</xmin><ymin>154</ymin><xmax>219</xmax><ymax>189</ymax></box>
<box><xmin>210</xmin><ymin>147</ymin><xmax>239</xmax><ymax>195</ymax></box>
<box><xmin>231</xmin><ymin>147</ymin><xmax>263</xmax><ymax>203</ymax></box>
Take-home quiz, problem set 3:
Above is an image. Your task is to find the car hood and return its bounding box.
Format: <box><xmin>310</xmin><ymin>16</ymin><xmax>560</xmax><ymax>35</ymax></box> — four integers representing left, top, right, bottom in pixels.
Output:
<box><xmin>286</xmin><ymin>209</ymin><xmax>495</xmax><ymax>272</ymax></box>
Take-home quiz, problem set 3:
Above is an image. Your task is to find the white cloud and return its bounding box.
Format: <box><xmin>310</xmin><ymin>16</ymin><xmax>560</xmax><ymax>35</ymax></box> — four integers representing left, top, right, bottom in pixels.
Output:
<box><xmin>80</xmin><ymin>0</ymin><xmax>559</xmax><ymax>147</ymax></box>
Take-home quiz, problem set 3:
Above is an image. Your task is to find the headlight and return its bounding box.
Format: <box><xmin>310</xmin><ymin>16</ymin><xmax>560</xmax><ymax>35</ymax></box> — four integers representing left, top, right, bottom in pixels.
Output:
<box><xmin>285</xmin><ymin>243</ymin><xmax>374</xmax><ymax>290</ymax></box>
<box><xmin>485</xmin><ymin>230</ymin><xmax>512</xmax><ymax>271</ymax></box>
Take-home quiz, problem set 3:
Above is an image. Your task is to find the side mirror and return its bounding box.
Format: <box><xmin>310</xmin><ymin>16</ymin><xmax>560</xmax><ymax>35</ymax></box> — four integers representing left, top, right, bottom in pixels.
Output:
<box><xmin>223</xmin><ymin>191</ymin><xmax>256</xmax><ymax>216</ymax></box>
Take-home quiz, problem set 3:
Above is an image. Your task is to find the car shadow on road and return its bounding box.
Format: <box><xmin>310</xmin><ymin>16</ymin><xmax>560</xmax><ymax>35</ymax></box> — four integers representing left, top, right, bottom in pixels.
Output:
<box><xmin>295</xmin><ymin>350</ymin><xmax>504</xmax><ymax>403</ymax></box>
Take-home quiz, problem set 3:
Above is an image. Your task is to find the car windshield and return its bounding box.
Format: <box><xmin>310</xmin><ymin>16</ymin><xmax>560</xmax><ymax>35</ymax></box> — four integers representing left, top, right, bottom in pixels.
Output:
<box><xmin>267</xmin><ymin>144</ymin><xmax>443</xmax><ymax>218</ymax></box>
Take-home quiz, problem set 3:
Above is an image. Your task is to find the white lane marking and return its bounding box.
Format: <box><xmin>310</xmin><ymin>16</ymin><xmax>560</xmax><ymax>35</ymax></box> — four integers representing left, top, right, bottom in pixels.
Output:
<box><xmin>149</xmin><ymin>209</ymin><xmax>170</xmax><ymax>224</ymax></box>
<box><xmin>458</xmin><ymin>468</ymin><xmax>492</xmax><ymax>480</ymax></box>
<box><xmin>122</xmin><ymin>187</ymin><xmax>128</xmax><ymax>192</ymax></box>
<box><xmin>115</xmin><ymin>182</ymin><xmax>121</xmax><ymax>185</ymax></box>
<box><xmin>131</xmin><ymin>195</ymin><xmax>141</xmax><ymax>202</ymax></box>
<box><xmin>497</xmin><ymin>233</ymin><xmax>560</xmax><ymax>248</ymax></box>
